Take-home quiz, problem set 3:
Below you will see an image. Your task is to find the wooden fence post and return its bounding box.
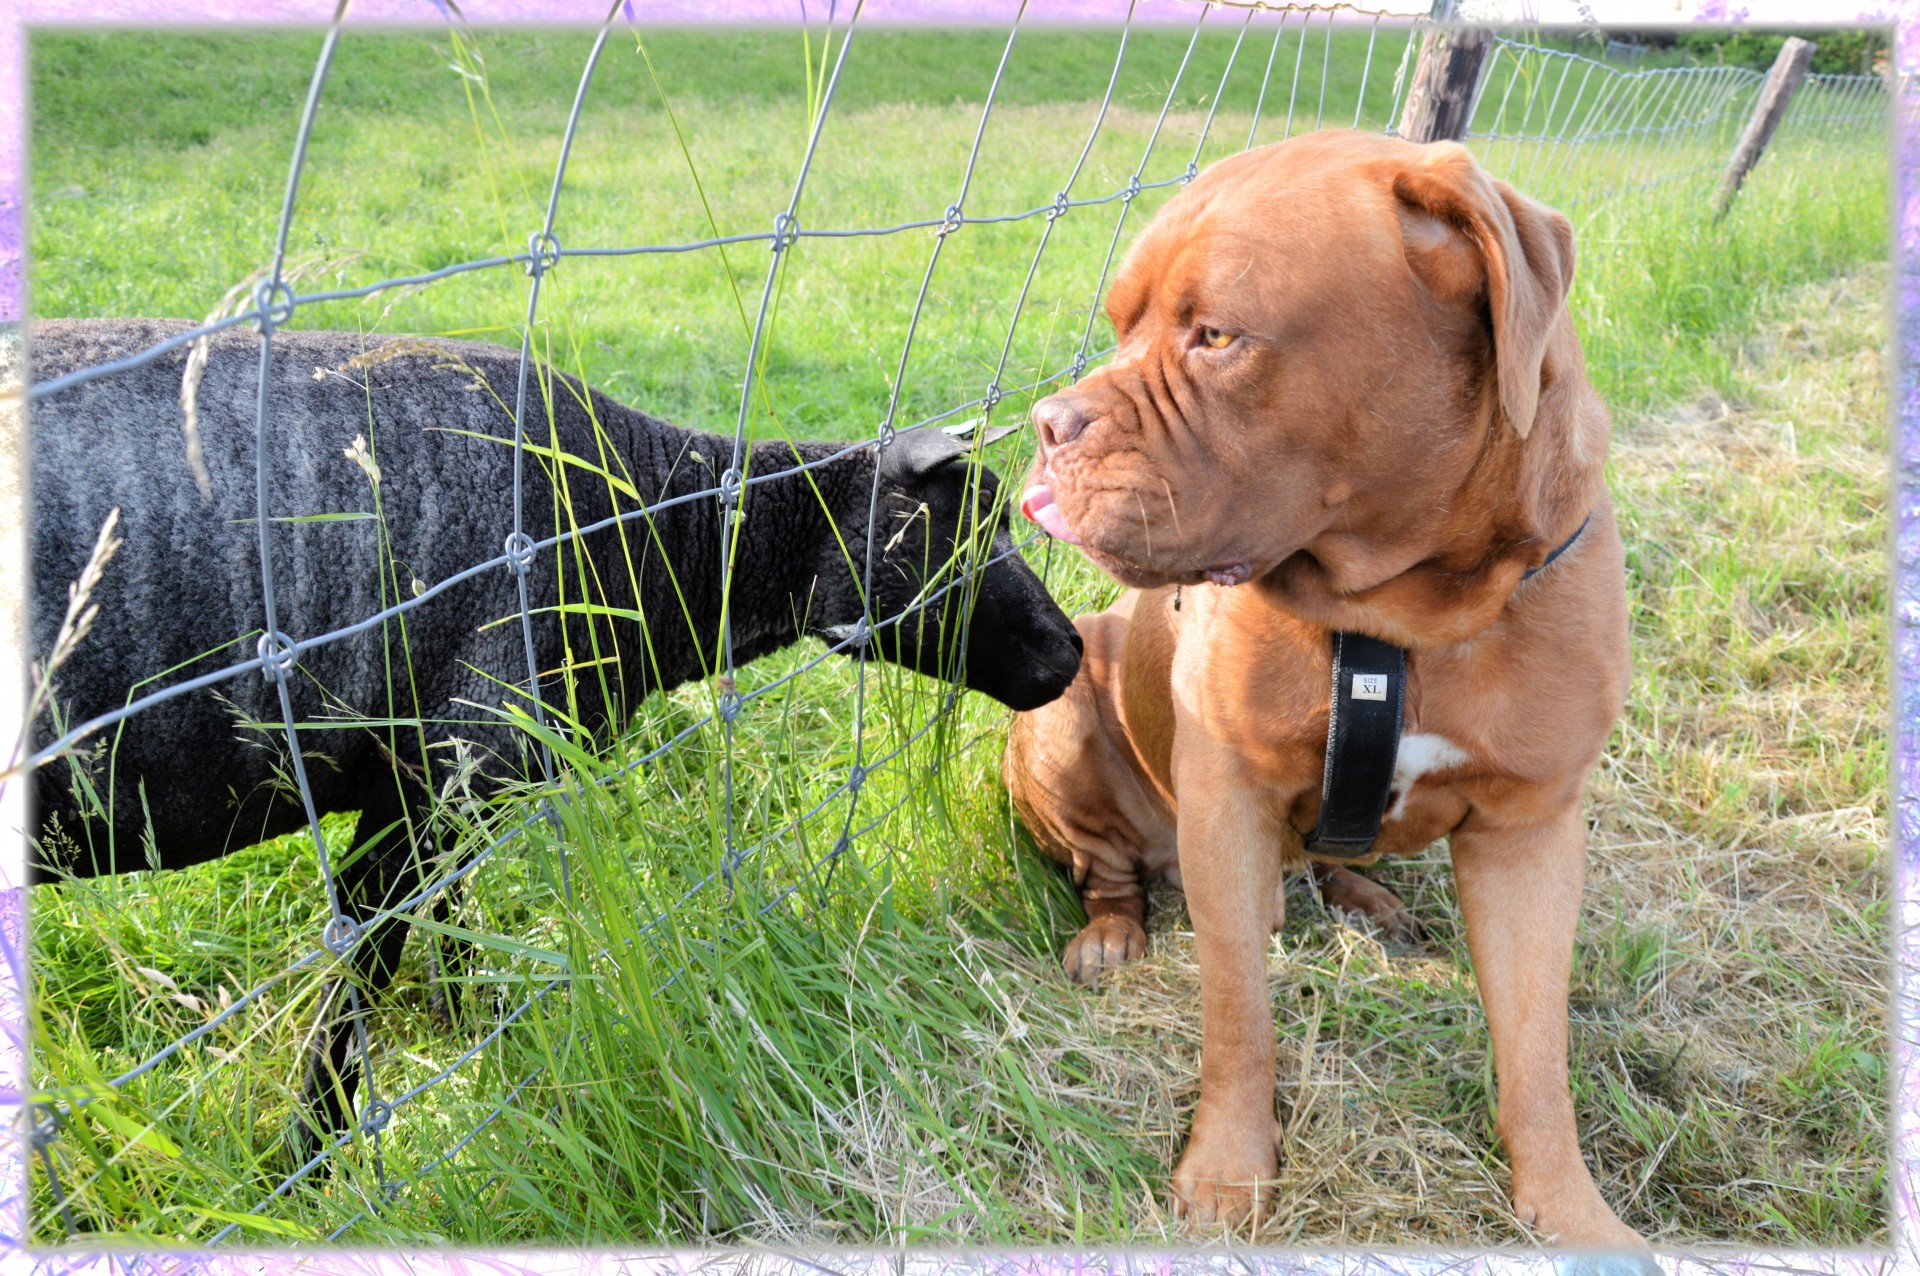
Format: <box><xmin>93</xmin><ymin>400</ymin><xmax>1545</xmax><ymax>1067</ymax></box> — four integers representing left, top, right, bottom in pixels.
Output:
<box><xmin>1397</xmin><ymin>0</ymin><xmax>1492</xmax><ymax>145</ymax></box>
<box><xmin>1712</xmin><ymin>36</ymin><xmax>1817</xmax><ymax>218</ymax></box>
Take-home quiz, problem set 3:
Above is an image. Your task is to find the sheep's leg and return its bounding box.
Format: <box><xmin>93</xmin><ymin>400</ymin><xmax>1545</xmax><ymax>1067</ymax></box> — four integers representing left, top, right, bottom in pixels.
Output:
<box><xmin>425</xmin><ymin>872</ymin><xmax>471</xmax><ymax>1032</ymax></box>
<box><xmin>292</xmin><ymin>772</ymin><xmax>427</xmax><ymax>1160</ymax></box>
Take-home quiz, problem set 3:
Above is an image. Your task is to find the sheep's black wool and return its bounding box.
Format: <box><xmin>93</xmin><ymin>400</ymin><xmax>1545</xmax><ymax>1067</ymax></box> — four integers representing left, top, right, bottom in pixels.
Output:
<box><xmin>28</xmin><ymin>317</ymin><xmax>1082</xmax><ymax>1146</ymax></box>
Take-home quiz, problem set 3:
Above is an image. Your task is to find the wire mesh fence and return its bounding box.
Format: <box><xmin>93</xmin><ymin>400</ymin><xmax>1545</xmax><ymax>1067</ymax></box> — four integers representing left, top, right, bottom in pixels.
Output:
<box><xmin>1467</xmin><ymin>35</ymin><xmax>1899</xmax><ymax>210</ymax></box>
<box><xmin>11</xmin><ymin>0</ymin><xmax>1899</xmax><ymax>1246</ymax></box>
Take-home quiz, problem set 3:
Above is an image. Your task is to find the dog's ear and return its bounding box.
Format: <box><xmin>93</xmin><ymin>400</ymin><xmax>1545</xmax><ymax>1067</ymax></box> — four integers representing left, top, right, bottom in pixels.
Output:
<box><xmin>1392</xmin><ymin>142</ymin><xmax>1575</xmax><ymax>440</ymax></box>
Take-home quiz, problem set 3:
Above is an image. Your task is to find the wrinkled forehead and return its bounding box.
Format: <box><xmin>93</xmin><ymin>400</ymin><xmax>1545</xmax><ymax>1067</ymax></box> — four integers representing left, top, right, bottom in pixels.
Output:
<box><xmin>1107</xmin><ymin>147</ymin><xmax>1406</xmax><ymax>330</ymax></box>
<box><xmin>1105</xmin><ymin>177</ymin><xmax>1405</xmax><ymax>333</ymax></box>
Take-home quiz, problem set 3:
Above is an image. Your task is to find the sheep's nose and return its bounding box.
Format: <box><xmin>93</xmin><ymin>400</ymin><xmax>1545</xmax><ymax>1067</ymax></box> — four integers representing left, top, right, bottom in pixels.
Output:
<box><xmin>1069</xmin><ymin>628</ymin><xmax>1085</xmax><ymax>656</ymax></box>
<box><xmin>1032</xmin><ymin>395</ymin><xmax>1088</xmax><ymax>449</ymax></box>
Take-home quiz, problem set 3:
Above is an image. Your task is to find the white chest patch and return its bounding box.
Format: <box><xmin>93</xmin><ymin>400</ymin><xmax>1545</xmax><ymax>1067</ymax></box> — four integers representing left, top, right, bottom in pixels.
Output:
<box><xmin>1385</xmin><ymin>734</ymin><xmax>1469</xmax><ymax>821</ymax></box>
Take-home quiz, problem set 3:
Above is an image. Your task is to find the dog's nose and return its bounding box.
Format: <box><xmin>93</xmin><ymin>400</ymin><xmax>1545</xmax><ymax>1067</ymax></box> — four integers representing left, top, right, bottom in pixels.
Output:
<box><xmin>1032</xmin><ymin>395</ymin><xmax>1088</xmax><ymax>449</ymax></box>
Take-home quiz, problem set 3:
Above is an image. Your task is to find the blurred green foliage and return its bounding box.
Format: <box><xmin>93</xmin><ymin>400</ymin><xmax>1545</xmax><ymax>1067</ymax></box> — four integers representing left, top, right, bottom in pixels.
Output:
<box><xmin>1667</xmin><ymin>28</ymin><xmax>1887</xmax><ymax>75</ymax></box>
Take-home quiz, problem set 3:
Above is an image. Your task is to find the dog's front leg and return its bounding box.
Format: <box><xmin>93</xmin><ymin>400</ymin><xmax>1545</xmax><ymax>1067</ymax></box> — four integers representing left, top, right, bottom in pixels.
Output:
<box><xmin>1168</xmin><ymin>736</ymin><xmax>1283</xmax><ymax>1229</ymax></box>
<box><xmin>1450</xmin><ymin>804</ymin><xmax>1645</xmax><ymax>1252</ymax></box>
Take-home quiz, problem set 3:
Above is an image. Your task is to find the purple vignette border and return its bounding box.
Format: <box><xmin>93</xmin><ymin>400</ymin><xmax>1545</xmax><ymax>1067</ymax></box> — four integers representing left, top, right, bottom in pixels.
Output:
<box><xmin>0</xmin><ymin>1</ymin><xmax>1910</xmax><ymax>1273</ymax></box>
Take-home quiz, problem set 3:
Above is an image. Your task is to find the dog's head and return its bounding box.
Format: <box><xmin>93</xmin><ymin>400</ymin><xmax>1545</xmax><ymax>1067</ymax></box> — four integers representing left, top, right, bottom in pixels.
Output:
<box><xmin>1022</xmin><ymin>129</ymin><xmax>1593</xmax><ymax>618</ymax></box>
<box><xmin>814</xmin><ymin>427</ymin><xmax>1082</xmax><ymax>712</ymax></box>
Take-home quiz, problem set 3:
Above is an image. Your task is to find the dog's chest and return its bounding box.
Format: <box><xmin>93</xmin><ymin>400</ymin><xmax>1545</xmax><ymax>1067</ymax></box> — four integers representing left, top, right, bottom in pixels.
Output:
<box><xmin>1279</xmin><ymin>725</ymin><xmax>1479</xmax><ymax>864</ymax></box>
<box><xmin>1176</xmin><ymin>605</ymin><xmax>1482</xmax><ymax>854</ymax></box>
<box><xmin>1384</xmin><ymin>732</ymin><xmax>1470</xmax><ymax>820</ymax></box>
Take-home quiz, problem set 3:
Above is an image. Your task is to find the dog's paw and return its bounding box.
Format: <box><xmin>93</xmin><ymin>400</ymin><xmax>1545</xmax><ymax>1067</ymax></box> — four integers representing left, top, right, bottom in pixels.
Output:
<box><xmin>1314</xmin><ymin>865</ymin><xmax>1422</xmax><ymax>944</ymax></box>
<box><xmin>1062</xmin><ymin>913</ymin><xmax>1147</xmax><ymax>985</ymax></box>
<box><xmin>1169</xmin><ymin>1122</ymin><xmax>1281</xmax><ymax>1228</ymax></box>
<box><xmin>1515</xmin><ymin>1178</ymin><xmax>1647</xmax><ymax>1254</ymax></box>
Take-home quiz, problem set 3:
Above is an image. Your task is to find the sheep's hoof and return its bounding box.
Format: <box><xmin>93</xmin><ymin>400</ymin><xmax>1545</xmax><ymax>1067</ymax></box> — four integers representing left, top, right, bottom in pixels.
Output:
<box><xmin>427</xmin><ymin>979</ymin><xmax>464</xmax><ymax>1033</ymax></box>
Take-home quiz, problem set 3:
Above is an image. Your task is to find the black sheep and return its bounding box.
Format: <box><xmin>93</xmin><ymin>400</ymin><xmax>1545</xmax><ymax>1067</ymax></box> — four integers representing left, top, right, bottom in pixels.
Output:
<box><xmin>27</xmin><ymin>317</ymin><xmax>1083</xmax><ymax>1147</ymax></box>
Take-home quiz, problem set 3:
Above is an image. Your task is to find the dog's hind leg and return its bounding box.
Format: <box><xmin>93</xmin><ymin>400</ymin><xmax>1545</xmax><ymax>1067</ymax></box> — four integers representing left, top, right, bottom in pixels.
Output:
<box><xmin>1004</xmin><ymin>622</ymin><xmax>1172</xmax><ymax>987</ymax></box>
<box><xmin>292</xmin><ymin>767</ymin><xmax>430</xmax><ymax>1160</ymax></box>
<box><xmin>1062</xmin><ymin>854</ymin><xmax>1152</xmax><ymax>986</ymax></box>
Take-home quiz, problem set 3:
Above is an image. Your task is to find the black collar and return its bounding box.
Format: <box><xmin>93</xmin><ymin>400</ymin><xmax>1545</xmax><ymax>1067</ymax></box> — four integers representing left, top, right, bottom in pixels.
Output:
<box><xmin>1299</xmin><ymin>630</ymin><xmax>1406</xmax><ymax>859</ymax></box>
<box><xmin>1301</xmin><ymin>511</ymin><xmax>1592</xmax><ymax>860</ymax></box>
<box><xmin>1521</xmin><ymin>514</ymin><xmax>1592</xmax><ymax>582</ymax></box>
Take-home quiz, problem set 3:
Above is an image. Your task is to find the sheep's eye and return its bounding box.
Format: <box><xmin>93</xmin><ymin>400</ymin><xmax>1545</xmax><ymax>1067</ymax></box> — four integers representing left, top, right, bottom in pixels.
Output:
<box><xmin>1200</xmin><ymin>327</ymin><xmax>1234</xmax><ymax>350</ymax></box>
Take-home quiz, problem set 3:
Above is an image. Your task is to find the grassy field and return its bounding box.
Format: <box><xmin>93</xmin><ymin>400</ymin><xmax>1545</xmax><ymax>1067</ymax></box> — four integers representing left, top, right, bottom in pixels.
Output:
<box><xmin>24</xmin><ymin>20</ymin><xmax>1891</xmax><ymax>1248</ymax></box>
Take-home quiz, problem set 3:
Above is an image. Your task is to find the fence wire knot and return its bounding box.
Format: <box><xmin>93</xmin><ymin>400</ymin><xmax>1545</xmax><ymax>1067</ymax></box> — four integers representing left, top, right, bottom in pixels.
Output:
<box><xmin>1122</xmin><ymin>174</ymin><xmax>1143</xmax><ymax>203</ymax></box>
<box><xmin>503</xmin><ymin>531</ymin><xmax>537</xmax><ymax>576</ymax></box>
<box><xmin>253</xmin><ymin>279</ymin><xmax>297</xmax><ymax>329</ymax></box>
<box><xmin>359</xmin><ymin>1098</ymin><xmax>394</xmax><ymax>1134</ymax></box>
<box><xmin>1070</xmin><ymin>352</ymin><xmax>1089</xmax><ymax>381</ymax></box>
<box><xmin>323</xmin><ymin>913</ymin><xmax>364</xmax><ymax>957</ymax></box>
<box><xmin>717</xmin><ymin>467</ymin><xmax>743</xmax><ymax>507</ymax></box>
<box><xmin>877</xmin><ymin>424</ymin><xmax>897</xmax><ymax>448</ymax></box>
<box><xmin>848</xmin><ymin>764</ymin><xmax>867</xmax><ymax>792</ymax></box>
<box><xmin>718</xmin><ymin>691</ymin><xmax>742</xmax><ymax>723</ymax></box>
<box><xmin>981</xmin><ymin>382</ymin><xmax>1003</xmax><ymax>413</ymax></box>
<box><xmin>29</xmin><ymin>1106</ymin><xmax>61</xmax><ymax>1150</ymax></box>
<box><xmin>771</xmin><ymin>212</ymin><xmax>799</xmax><ymax>253</ymax></box>
<box><xmin>1047</xmin><ymin>190</ymin><xmax>1071</xmax><ymax>222</ymax></box>
<box><xmin>525</xmin><ymin>231</ymin><xmax>561</xmax><ymax>277</ymax></box>
<box><xmin>938</xmin><ymin>203</ymin><xmax>965</xmax><ymax>236</ymax></box>
<box><xmin>1182</xmin><ymin>161</ymin><xmax>1200</xmax><ymax>184</ymax></box>
<box><xmin>257</xmin><ymin>630</ymin><xmax>299</xmax><ymax>683</ymax></box>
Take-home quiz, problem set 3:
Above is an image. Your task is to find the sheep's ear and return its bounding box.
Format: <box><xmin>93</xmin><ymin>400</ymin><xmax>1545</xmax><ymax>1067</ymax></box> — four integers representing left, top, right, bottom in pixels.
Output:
<box><xmin>880</xmin><ymin>427</ymin><xmax>970</xmax><ymax>480</ymax></box>
<box><xmin>977</xmin><ymin>422</ymin><xmax>1021</xmax><ymax>447</ymax></box>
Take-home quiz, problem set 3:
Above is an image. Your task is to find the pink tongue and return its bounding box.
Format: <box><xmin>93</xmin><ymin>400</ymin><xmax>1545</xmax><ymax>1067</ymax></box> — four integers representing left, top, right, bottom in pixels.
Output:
<box><xmin>1021</xmin><ymin>484</ymin><xmax>1082</xmax><ymax>545</ymax></box>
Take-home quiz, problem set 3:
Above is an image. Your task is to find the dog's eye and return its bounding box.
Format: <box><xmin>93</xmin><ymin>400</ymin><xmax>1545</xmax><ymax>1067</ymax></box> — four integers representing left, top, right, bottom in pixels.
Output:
<box><xmin>1200</xmin><ymin>327</ymin><xmax>1234</xmax><ymax>350</ymax></box>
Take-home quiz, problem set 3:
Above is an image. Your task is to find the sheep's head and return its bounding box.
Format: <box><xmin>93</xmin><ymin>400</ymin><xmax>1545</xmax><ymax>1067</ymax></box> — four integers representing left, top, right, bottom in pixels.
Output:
<box><xmin>814</xmin><ymin>428</ymin><xmax>1081</xmax><ymax>712</ymax></box>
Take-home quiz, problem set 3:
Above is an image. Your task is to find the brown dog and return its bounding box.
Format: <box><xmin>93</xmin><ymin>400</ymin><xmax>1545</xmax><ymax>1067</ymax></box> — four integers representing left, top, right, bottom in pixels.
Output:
<box><xmin>1003</xmin><ymin>130</ymin><xmax>1639</xmax><ymax>1249</ymax></box>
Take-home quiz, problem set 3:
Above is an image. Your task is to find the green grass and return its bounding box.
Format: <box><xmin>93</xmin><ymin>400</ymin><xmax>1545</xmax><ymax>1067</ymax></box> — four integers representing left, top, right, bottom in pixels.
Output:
<box><xmin>28</xmin><ymin>23</ymin><xmax>1428</xmax><ymax>437</ymax></box>
<box><xmin>23</xmin><ymin>21</ymin><xmax>1890</xmax><ymax>1248</ymax></box>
